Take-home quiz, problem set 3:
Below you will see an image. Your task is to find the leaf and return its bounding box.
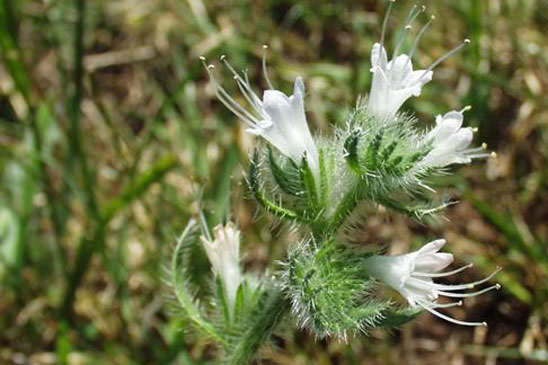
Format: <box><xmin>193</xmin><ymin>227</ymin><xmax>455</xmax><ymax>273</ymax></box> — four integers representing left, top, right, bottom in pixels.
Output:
<box><xmin>170</xmin><ymin>219</ymin><xmax>224</xmax><ymax>344</ymax></box>
<box><xmin>0</xmin><ymin>207</ymin><xmax>21</xmax><ymax>280</ymax></box>
<box><xmin>377</xmin><ymin>307</ymin><xmax>422</xmax><ymax>328</ymax></box>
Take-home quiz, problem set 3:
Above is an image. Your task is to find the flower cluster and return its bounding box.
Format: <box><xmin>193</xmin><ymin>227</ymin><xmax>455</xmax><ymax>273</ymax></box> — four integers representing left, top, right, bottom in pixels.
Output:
<box><xmin>170</xmin><ymin>2</ymin><xmax>501</xmax><ymax>363</ymax></box>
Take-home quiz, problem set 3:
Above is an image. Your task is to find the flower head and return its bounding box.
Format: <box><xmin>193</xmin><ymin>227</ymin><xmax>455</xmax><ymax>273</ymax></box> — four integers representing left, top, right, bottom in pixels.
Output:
<box><xmin>367</xmin><ymin>4</ymin><xmax>470</xmax><ymax>120</ymax></box>
<box><xmin>367</xmin><ymin>42</ymin><xmax>432</xmax><ymax>119</ymax></box>
<box><xmin>419</xmin><ymin>109</ymin><xmax>490</xmax><ymax>168</ymax></box>
<box><xmin>201</xmin><ymin>222</ymin><xmax>242</xmax><ymax>308</ymax></box>
<box><xmin>363</xmin><ymin>239</ymin><xmax>501</xmax><ymax>326</ymax></box>
<box><xmin>200</xmin><ymin>47</ymin><xmax>318</xmax><ymax>172</ymax></box>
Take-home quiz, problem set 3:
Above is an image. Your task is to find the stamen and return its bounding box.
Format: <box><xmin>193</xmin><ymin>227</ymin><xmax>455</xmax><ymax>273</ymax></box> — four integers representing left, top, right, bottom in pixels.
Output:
<box><xmin>419</xmin><ymin>39</ymin><xmax>471</xmax><ymax>81</ymax></box>
<box><xmin>234</xmin><ymin>74</ymin><xmax>266</xmax><ymax>118</ymax></box>
<box><xmin>262</xmin><ymin>45</ymin><xmax>275</xmax><ymax>90</ymax></box>
<box><xmin>490</xmin><ymin>151</ymin><xmax>498</xmax><ymax>158</ymax></box>
<box><xmin>460</xmin><ymin>105</ymin><xmax>472</xmax><ymax>113</ymax></box>
<box><xmin>380</xmin><ymin>0</ymin><xmax>396</xmax><ymax>47</ymax></box>
<box><xmin>413</xmin><ymin>267</ymin><xmax>502</xmax><ymax>292</ymax></box>
<box><xmin>392</xmin><ymin>4</ymin><xmax>424</xmax><ymax>60</ymax></box>
<box><xmin>408</xmin><ymin>15</ymin><xmax>435</xmax><ymax>61</ymax></box>
<box><xmin>418</xmin><ymin>300</ymin><xmax>487</xmax><ymax>326</ymax></box>
<box><xmin>200</xmin><ymin>58</ymin><xmax>260</xmax><ymax>127</ymax></box>
<box><xmin>438</xmin><ymin>284</ymin><xmax>501</xmax><ymax>298</ymax></box>
<box><xmin>413</xmin><ymin>263</ymin><xmax>473</xmax><ymax>278</ymax></box>
<box><xmin>220</xmin><ymin>55</ymin><xmax>265</xmax><ymax>116</ymax></box>
<box><xmin>467</xmin><ymin>153</ymin><xmax>491</xmax><ymax>159</ymax></box>
<box><xmin>423</xmin><ymin>300</ymin><xmax>463</xmax><ymax>308</ymax></box>
<box><xmin>428</xmin><ymin>300</ymin><xmax>463</xmax><ymax>309</ymax></box>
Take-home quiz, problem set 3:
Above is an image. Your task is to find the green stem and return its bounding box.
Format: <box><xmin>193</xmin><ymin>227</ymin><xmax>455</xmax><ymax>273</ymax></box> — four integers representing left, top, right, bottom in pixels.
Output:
<box><xmin>0</xmin><ymin>2</ymin><xmax>67</xmax><ymax>273</ymax></box>
<box><xmin>325</xmin><ymin>181</ymin><xmax>361</xmax><ymax>236</ymax></box>
<box><xmin>69</xmin><ymin>0</ymin><xmax>100</xmax><ymax>219</ymax></box>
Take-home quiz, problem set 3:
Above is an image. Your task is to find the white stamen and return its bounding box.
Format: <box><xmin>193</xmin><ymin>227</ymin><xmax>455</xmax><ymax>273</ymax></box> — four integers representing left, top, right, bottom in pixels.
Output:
<box><xmin>419</xmin><ymin>300</ymin><xmax>487</xmax><ymax>327</ymax></box>
<box><xmin>438</xmin><ymin>284</ymin><xmax>501</xmax><ymax>298</ymax></box>
<box><xmin>380</xmin><ymin>0</ymin><xmax>396</xmax><ymax>47</ymax></box>
<box><xmin>427</xmin><ymin>300</ymin><xmax>463</xmax><ymax>309</ymax></box>
<box><xmin>262</xmin><ymin>45</ymin><xmax>275</xmax><ymax>90</ymax></box>
<box><xmin>392</xmin><ymin>4</ymin><xmax>424</xmax><ymax>60</ymax></box>
<box><xmin>201</xmin><ymin>59</ymin><xmax>259</xmax><ymax>127</ymax></box>
<box><xmin>419</xmin><ymin>39</ymin><xmax>471</xmax><ymax>81</ymax></box>
<box><xmin>413</xmin><ymin>263</ymin><xmax>473</xmax><ymax>278</ymax></box>
<box><xmin>461</xmin><ymin>105</ymin><xmax>472</xmax><ymax>113</ymax></box>
<box><xmin>408</xmin><ymin>15</ymin><xmax>434</xmax><ymax>61</ymax></box>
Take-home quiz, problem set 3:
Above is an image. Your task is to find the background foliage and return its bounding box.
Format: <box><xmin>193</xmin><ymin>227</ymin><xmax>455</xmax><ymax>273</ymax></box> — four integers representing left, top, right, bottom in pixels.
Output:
<box><xmin>0</xmin><ymin>0</ymin><xmax>547</xmax><ymax>363</ymax></box>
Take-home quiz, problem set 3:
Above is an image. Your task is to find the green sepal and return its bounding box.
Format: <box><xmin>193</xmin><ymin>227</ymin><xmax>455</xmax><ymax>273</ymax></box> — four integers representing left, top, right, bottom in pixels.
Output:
<box><xmin>248</xmin><ymin>149</ymin><xmax>301</xmax><ymax>221</ymax></box>
<box><xmin>318</xmin><ymin>148</ymin><xmax>330</xmax><ymax>207</ymax></box>
<box><xmin>365</xmin><ymin>130</ymin><xmax>384</xmax><ymax>170</ymax></box>
<box><xmin>170</xmin><ymin>219</ymin><xmax>225</xmax><ymax>345</ymax></box>
<box><xmin>232</xmin><ymin>281</ymin><xmax>246</xmax><ymax>322</ymax></box>
<box><xmin>378</xmin><ymin>307</ymin><xmax>422</xmax><ymax>328</ymax></box>
<box><xmin>344</xmin><ymin>129</ymin><xmax>362</xmax><ymax>173</ymax></box>
<box><xmin>299</xmin><ymin>153</ymin><xmax>319</xmax><ymax>214</ymax></box>
<box><xmin>267</xmin><ymin>146</ymin><xmax>303</xmax><ymax>197</ymax></box>
<box><xmin>380</xmin><ymin>140</ymin><xmax>398</xmax><ymax>164</ymax></box>
<box><xmin>215</xmin><ymin>276</ymin><xmax>231</xmax><ymax>324</ymax></box>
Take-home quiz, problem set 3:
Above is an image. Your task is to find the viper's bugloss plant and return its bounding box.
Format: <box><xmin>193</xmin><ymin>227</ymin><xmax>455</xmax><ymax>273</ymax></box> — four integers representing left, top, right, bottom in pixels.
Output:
<box><xmin>168</xmin><ymin>2</ymin><xmax>500</xmax><ymax>363</ymax></box>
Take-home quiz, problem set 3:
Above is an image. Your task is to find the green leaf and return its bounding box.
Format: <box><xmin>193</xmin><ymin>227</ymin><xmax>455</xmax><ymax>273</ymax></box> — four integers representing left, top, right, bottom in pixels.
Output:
<box><xmin>170</xmin><ymin>219</ymin><xmax>224</xmax><ymax>344</ymax></box>
<box><xmin>0</xmin><ymin>207</ymin><xmax>21</xmax><ymax>280</ymax></box>
<box><xmin>377</xmin><ymin>307</ymin><xmax>422</xmax><ymax>328</ymax></box>
<box><xmin>248</xmin><ymin>150</ymin><xmax>300</xmax><ymax>221</ymax></box>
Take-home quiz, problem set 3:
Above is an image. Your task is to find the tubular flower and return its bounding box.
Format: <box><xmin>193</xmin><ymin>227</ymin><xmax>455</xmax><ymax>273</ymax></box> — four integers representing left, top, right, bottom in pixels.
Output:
<box><xmin>367</xmin><ymin>3</ymin><xmax>470</xmax><ymax>119</ymax></box>
<box><xmin>200</xmin><ymin>49</ymin><xmax>319</xmax><ymax>173</ymax></box>
<box><xmin>419</xmin><ymin>110</ymin><xmax>490</xmax><ymax>168</ymax></box>
<box><xmin>363</xmin><ymin>239</ymin><xmax>501</xmax><ymax>326</ymax></box>
<box><xmin>201</xmin><ymin>223</ymin><xmax>242</xmax><ymax>309</ymax></box>
<box><xmin>367</xmin><ymin>42</ymin><xmax>433</xmax><ymax>119</ymax></box>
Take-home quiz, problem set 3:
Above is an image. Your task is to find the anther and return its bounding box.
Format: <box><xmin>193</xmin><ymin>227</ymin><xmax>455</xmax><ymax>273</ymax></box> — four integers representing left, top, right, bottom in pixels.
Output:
<box><xmin>495</xmin><ymin>283</ymin><xmax>501</xmax><ymax>290</ymax></box>
<box><xmin>482</xmin><ymin>322</ymin><xmax>488</xmax><ymax>327</ymax></box>
<box><xmin>207</xmin><ymin>64</ymin><xmax>215</xmax><ymax>70</ymax></box>
<box><xmin>199</xmin><ymin>56</ymin><xmax>206</xmax><ymax>61</ymax></box>
<box><xmin>491</xmin><ymin>152</ymin><xmax>498</xmax><ymax>158</ymax></box>
<box><xmin>461</xmin><ymin>105</ymin><xmax>472</xmax><ymax>113</ymax></box>
<box><xmin>472</xmin><ymin>127</ymin><xmax>479</xmax><ymax>133</ymax></box>
<box><xmin>220</xmin><ymin>54</ymin><xmax>227</xmax><ymax>61</ymax></box>
<box><xmin>482</xmin><ymin>142</ymin><xmax>487</xmax><ymax>150</ymax></box>
<box><xmin>464</xmin><ymin>38</ymin><xmax>471</xmax><ymax>44</ymax></box>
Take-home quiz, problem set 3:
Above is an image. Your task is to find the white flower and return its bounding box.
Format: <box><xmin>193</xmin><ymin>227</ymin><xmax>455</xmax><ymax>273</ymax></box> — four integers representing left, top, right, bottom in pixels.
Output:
<box><xmin>201</xmin><ymin>222</ymin><xmax>242</xmax><ymax>309</ymax></box>
<box><xmin>419</xmin><ymin>110</ymin><xmax>490</xmax><ymax>168</ymax></box>
<box><xmin>363</xmin><ymin>239</ymin><xmax>501</xmax><ymax>326</ymax></box>
<box><xmin>367</xmin><ymin>42</ymin><xmax>432</xmax><ymax>119</ymax></box>
<box><xmin>200</xmin><ymin>48</ymin><xmax>318</xmax><ymax>173</ymax></box>
<box><xmin>367</xmin><ymin>3</ymin><xmax>470</xmax><ymax>120</ymax></box>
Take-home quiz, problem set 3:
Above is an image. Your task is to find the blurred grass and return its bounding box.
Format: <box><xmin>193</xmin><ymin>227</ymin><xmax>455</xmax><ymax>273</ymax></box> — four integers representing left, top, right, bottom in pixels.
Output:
<box><xmin>0</xmin><ymin>0</ymin><xmax>547</xmax><ymax>364</ymax></box>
